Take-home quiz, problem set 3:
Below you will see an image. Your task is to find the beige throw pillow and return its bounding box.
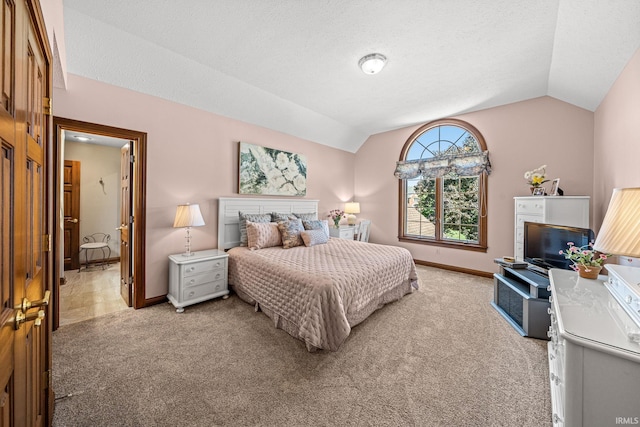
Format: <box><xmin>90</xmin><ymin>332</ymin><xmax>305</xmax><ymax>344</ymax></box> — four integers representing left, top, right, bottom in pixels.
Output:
<box><xmin>246</xmin><ymin>221</ymin><xmax>282</xmax><ymax>250</ymax></box>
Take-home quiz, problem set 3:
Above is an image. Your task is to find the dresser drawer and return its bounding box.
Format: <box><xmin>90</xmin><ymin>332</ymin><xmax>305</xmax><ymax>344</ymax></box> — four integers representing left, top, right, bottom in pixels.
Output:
<box><xmin>515</xmin><ymin>214</ymin><xmax>543</xmax><ymax>229</ymax></box>
<box><xmin>515</xmin><ymin>200</ymin><xmax>545</xmax><ymax>215</ymax></box>
<box><xmin>183</xmin><ymin>270</ymin><xmax>225</xmax><ymax>288</ymax></box>
<box><xmin>183</xmin><ymin>258</ymin><xmax>226</xmax><ymax>277</ymax></box>
<box><xmin>182</xmin><ymin>279</ymin><xmax>227</xmax><ymax>301</ymax></box>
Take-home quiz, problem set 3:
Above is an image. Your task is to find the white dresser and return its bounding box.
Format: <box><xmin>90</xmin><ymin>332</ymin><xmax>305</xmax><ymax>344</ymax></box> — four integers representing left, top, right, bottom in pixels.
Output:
<box><xmin>168</xmin><ymin>249</ymin><xmax>229</xmax><ymax>313</ymax></box>
<box><xmin>548</xmin><ymin>269</ymin><xmax>640</xmax><ymax>426</ymax></box>
<box><xmin>514</xmin><ymin>196</ymin><xmax>589</xmax><ymax>260</ymax></box>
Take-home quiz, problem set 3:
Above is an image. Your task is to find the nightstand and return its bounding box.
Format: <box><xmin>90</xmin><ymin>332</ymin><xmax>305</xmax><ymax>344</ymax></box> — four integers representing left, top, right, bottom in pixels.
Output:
<box><xmin>168</xmin><ymin>249</ymin><xmax>229</xmax><ymax>313</ymax></box>
<box><xmin>329</xmin><ymin>225</ymin><xmax>355</xmax><ymax>240</ymax></box>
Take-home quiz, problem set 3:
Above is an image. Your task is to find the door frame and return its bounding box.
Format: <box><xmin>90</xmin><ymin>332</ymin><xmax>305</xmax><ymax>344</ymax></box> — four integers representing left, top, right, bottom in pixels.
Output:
<box><xmin>52</xmin><ymin>117</ymin><xmax>151</xmax><ymax>330</ymax></box>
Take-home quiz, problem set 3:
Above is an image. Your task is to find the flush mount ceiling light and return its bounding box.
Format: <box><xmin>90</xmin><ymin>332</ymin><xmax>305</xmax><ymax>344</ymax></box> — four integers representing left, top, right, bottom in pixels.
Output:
<box><xmin>75</xmin><ymin>136</ymin><xmax>92</xmax><ymax>142</ymax></box>
<box><xmin>358</xmin><ymin>53</ymin><xmax>387</xmax><ymax>74</ymax></box>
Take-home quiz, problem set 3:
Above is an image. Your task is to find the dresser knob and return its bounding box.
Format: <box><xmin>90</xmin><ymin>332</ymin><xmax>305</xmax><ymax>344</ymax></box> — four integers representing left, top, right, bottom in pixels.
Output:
<box><xmin>189</xmin><ymin>279</ymin><xmax>195</xmax><ymax>284</ymax></box>
<box><xmin>188</xmin><ymin>291</ymin><xmax>194</xmax><ymax>297</ymax></box>
<box><xmin>626</xmin><ymin>295</ymin><xmax>633</xmax><ymax>304</ymax></box>
<box><xmin>187</xmin><ymin>267</ymin><xmax>195</xmax><ymax>272</ymax></box>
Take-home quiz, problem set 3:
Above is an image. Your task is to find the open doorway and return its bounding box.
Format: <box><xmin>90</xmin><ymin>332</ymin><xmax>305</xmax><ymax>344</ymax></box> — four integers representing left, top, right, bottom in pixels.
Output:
<box><xmin>52</xmin><ymin>117</ymin><xmax>148</xmax><ymax>330</ymax></box>
<box><xmin>60</xmin><ymin>131</ymin><xmax>130</xmax><ymax>326</ymax></box>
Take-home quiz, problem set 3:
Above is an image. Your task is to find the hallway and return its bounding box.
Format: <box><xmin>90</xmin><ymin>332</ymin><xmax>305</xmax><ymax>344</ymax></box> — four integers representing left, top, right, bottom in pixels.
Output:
<box><xmin>59</xmin><ymin>263</ymin><xmax>130</xmax><ymax>326</ymax></box>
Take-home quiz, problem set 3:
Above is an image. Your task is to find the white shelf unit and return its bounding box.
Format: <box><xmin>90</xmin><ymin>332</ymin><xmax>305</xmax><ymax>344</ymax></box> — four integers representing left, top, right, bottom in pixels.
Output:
<box><xmin>514</xmin><ymin>196</ymin><xmax>589</xmax><ymax>261</ymax></box>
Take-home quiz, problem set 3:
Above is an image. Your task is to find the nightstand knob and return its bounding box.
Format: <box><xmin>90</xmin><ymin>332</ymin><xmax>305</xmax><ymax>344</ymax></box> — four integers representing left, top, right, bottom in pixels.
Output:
<box><xmin>187</xmin><ymin>267</ymin><xmax>195</xmax><ymax>272</ymax></box>
<box><xmin>626</xmin><ymin>295</ymin><xmax>633</xmax><ymax>304</ymax></box>
<box><xmin>188</xmin><ymin>291</ymin><xmax>195</xmax><ymax>297</ymax></box>
<box><xmin>189</xmin><ymin>279</ymin><xmax>195</xmax><ymax>284</ymax></box>
<box><xmin>215</xmin><ymin>273</ymin><xmax>221</xmax><ymax>279</ymax></box>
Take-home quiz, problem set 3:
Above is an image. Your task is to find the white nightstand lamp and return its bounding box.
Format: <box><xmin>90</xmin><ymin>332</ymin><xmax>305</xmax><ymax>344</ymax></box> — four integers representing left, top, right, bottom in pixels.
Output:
<box><xmin>593</xmin><ymin>187</ymin><xmax>640</xmax><ymax>330</ymax></box>
<box><xmin>345</xmin><ymin>202</ymin><xmax>360</xmax><ymax>226</ymax></box>
<box><xmin>173</xmin><ymin>203</ymin><xmax>205</xmax><ymax>257</ymax></box>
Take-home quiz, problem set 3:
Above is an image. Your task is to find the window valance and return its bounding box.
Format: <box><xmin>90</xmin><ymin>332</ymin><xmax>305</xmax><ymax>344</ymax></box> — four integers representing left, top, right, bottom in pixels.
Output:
<box><xmin>394</xmin><ymin>151</ymin><xmax>491</xmax><ymax>179</ymax></box>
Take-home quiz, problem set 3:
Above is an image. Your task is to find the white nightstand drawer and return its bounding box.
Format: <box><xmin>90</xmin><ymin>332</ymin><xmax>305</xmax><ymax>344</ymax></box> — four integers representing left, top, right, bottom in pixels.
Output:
<box><xmin>183</xmin><ymin>258</ymin><xmax>225</xmax><ymax>277</ymax></box>
<box><xmin>329</xmin><ymin>227</ymin><xmax>355</xmax><ymax>239</ymax></box>
<box><xmin>183</xmin><ymin>270</ymin><xmax>225</xmax><ymax>288</ymax></box>
<box><xmin>182</xmin><ymin>279</ymin><xmax>226</xmax><ymax>301</ymax></box>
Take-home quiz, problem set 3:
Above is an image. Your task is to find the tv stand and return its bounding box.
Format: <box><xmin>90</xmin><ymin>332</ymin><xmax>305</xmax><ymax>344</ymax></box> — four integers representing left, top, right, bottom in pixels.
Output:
<box><xmin>492</xmin><ymin>265</ymin><xmax>551</xmax><ymax>339</ymax></box>
<box><xmin>526</xmin><ymin>264</ymin><xmax>549</xmax><ymax>277</ymax></box>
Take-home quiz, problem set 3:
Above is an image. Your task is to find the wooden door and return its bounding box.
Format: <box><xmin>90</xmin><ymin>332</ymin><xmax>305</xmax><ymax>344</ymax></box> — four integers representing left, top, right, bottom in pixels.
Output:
<box><xmin>119</xmin><ymin>143</ymin><xmax>132</xmax><ymax>306</ymax></box>
<box><xmin>63</xmin><ymin>160</ymin><xmax>80</xmax><ymax>270</ymax></box>
<box><xmin>0</xmin><ymin>1</ymin><xmax>52</xmax><ymax>426</ymax></box>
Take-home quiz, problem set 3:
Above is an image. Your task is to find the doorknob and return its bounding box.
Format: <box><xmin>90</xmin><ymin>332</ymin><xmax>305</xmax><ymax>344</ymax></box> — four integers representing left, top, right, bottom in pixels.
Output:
<box><xmin>65</xmin><ymin>218</ymin><xmax>78</xmax><ymax>223</ymax></box>
<box><xmin>16</xmin><ymin>290</ymin><xmax>50</xmax><ymax>314</ymax></box>
<box><xmin>116</xmin><ymin>224</ymin><xmax>126</xmax><ymax>230</ymax></box>
<box><xmin>12</xmin><ymin>309</ymin><xmax>45</xmax><ymax>330</ymax></box>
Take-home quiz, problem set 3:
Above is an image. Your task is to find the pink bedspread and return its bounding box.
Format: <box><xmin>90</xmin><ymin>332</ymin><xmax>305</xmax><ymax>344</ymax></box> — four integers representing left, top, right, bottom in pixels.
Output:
<box><xmin>228</xmin><ymin>238</ymin><xmax>418</xmax><ymax>351</ymax></box>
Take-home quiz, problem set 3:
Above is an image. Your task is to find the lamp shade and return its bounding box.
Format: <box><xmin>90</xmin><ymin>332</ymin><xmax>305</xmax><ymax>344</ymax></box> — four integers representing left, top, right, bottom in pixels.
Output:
<box><xmin>593</xmin><ymin>188</ymin><xmax>640</xmax><ymax>258</ymax></box>
<box><xmin>345</xmin><ymin>202</ymin><xmax>360</xmax><ymax>214</ymax></box>
<box><xmin>173</xmin><ymin>203</ymin><xmax>205</xmax><ymax>228</ymax></box>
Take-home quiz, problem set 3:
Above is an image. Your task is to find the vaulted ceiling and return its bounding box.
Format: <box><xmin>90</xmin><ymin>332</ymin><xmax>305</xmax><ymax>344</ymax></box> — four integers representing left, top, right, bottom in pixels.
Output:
<box><xmin>61</xmin><ymin>0</ymin><xmax>640</xmax><ymax>153</ymax></box>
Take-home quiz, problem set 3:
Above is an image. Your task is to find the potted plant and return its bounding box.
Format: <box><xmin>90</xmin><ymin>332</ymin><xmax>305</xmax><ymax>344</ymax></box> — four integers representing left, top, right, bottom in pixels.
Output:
<box><xmin>524</xmin><ymin>165</ymin><xmax>549</xmax><ymax>195</ymax></box>
<box><xmin>327</xmin><ymin>209</ymin><xmax>345</xmax><ymax>228</ymax></box>
<box><xmin>559</xmin><ymin>242</ymin><xmax>609</xmax><ymax>279</ymax></box>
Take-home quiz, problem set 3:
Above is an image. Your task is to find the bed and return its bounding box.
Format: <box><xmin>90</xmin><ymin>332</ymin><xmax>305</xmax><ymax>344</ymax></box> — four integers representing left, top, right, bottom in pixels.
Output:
<box><xmin>218</xmin><ymin>197</ymin><xmax>419</xmax><ymax>351</ymax></box>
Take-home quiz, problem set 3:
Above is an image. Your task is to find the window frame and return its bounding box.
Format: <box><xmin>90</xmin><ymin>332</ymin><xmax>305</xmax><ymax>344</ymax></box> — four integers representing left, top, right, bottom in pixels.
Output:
<box><xmin>397</xmin><ymin>118</ymin><xmax>488</xmax><ymax>252</ymax></box>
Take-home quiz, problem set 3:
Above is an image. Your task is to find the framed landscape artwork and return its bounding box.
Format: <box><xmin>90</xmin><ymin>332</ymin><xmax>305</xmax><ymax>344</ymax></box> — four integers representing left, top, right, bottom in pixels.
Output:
<box><xmin>238</xmin><ymin>142</ymin><xmax>307</xmax><ymax>196</ymax></box>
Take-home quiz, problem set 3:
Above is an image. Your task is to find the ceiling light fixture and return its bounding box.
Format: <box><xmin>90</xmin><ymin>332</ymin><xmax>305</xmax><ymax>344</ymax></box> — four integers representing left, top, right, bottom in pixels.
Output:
<box><xmin>75</xmin><ymin>136</ymin><xmax>92</xmax><ymax>142</ymax></box>
<box><xmin>358</xmin><ymin>53</ymin><xmax>387</xmax><ymax>75</ymax></box>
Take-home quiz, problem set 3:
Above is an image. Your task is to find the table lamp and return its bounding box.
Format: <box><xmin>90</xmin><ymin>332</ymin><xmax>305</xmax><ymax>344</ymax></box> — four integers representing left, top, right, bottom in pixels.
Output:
<box><xmin>593</xmin><ymin>187</ymin><xmax>640</xmax><ymax>330</ymax></box>
<box><xmin>173</xmin><ymin>203</ymin><xmax>205</xmax><ymax>256</ymax></box>
<box><xmin>345</xmin><ymin>202</ymin><xmax>360</xmax><ymax>226</ymax></box>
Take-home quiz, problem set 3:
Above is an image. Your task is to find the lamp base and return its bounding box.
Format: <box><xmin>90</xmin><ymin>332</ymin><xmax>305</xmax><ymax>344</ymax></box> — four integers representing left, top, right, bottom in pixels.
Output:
<box><xmin>347</xmin><ymin>214</ymin><xmax>357</xmax><ymax>225</ymax></box>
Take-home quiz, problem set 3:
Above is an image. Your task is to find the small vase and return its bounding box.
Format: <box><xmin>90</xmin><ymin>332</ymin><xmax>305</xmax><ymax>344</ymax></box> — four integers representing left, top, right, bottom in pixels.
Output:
<box><xmin>576</xmin><ymin>264</ymin><xmax>602</xmax><ymax>279</ymax></box>
<box><xmin>333</xmin><ymin>221</ymin><xmax>340</xmax><ymax>228</ymax></box>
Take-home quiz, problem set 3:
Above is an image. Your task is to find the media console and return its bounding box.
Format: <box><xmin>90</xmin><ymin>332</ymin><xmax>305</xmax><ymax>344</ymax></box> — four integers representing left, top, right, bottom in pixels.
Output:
<box><xmin>492</xmin><ymin>264</ymin><xmax>550</xmax><ymax>339</ymax></box>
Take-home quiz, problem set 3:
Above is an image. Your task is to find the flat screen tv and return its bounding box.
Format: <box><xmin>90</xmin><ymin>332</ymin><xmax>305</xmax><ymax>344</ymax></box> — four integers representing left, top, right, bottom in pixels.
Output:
<box><xmin>523</xmin><ymin>222</ymin><xmax>595</xmax><ymax>272</ymax></box>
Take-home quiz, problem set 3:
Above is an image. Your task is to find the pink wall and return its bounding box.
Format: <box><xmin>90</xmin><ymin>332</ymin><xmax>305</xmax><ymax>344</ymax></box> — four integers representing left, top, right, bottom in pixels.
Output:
<box><xmin>53</xmin><ymin>74</ymin><xmax>355</xmax><ymax>299</ymax></box>
<box><xmin>593</xmin><ymin>47</ymin><xmax>640</xmax><ymax>230</ymax></box>
<box><xmin>355</xmin><ymin>96</ymin><xmax>594</xmax><ymax>273</ymax></box>
<box><xmin>54</xmin><ymin>44</ymin><xmax>637</xmax><ymax>296</ymax></box>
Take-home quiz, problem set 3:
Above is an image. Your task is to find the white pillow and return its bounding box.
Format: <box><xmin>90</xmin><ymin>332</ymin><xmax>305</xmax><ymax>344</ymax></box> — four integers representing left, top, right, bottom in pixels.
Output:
<box><xmin>300</xmin><ymin>229</ymin><xmax>329</xmax><ymax>247</ymax></box>
<box><xmin>246</xmin><ymin>221</ymin><xmax>282</xmax><ymax>250</ymax></box>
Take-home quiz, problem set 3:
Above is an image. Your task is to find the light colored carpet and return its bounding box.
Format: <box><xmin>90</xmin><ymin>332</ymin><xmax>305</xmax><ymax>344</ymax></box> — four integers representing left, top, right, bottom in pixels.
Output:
<box><xmin>52</xmin><ymin>265</ymin><xmax>551</xmax><ymax>426</ymax></box>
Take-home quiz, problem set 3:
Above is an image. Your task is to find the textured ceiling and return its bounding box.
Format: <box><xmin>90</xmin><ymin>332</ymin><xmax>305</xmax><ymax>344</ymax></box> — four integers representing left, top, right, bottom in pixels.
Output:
<box><xmin>61</xmin><ymin>0</ymin><xmax>640</xmax><ymax>153</ymax></box>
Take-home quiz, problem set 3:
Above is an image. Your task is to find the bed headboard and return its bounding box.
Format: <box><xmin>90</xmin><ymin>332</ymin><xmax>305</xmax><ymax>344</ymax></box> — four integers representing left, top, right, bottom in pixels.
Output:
<box><xmin>217</xmin><ymin>197</ymin><xmax>319</xmax><ymax>250</ymax></box>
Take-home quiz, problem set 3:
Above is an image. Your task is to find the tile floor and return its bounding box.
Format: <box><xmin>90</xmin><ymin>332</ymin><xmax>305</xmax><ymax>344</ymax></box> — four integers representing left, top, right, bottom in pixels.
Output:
<box><xmin>59</xmin><ymin>262</ymin><xmax>130</xmax><ymax>326</ymax></box>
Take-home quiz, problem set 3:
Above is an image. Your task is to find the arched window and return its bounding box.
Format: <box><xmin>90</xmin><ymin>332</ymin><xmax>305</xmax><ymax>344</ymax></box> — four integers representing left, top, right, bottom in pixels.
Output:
<box><xmin>396</xmin><ymin>119</ymin><xmax>489</xmax><ymax>251</ymax></box>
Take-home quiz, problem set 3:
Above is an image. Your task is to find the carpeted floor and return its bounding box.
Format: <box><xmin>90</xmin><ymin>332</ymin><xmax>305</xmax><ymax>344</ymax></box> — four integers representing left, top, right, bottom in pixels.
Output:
<box><xmin>52</xmin><ymin>265</ymin><xmax>551</xmax><ymax>426</ymax></box>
